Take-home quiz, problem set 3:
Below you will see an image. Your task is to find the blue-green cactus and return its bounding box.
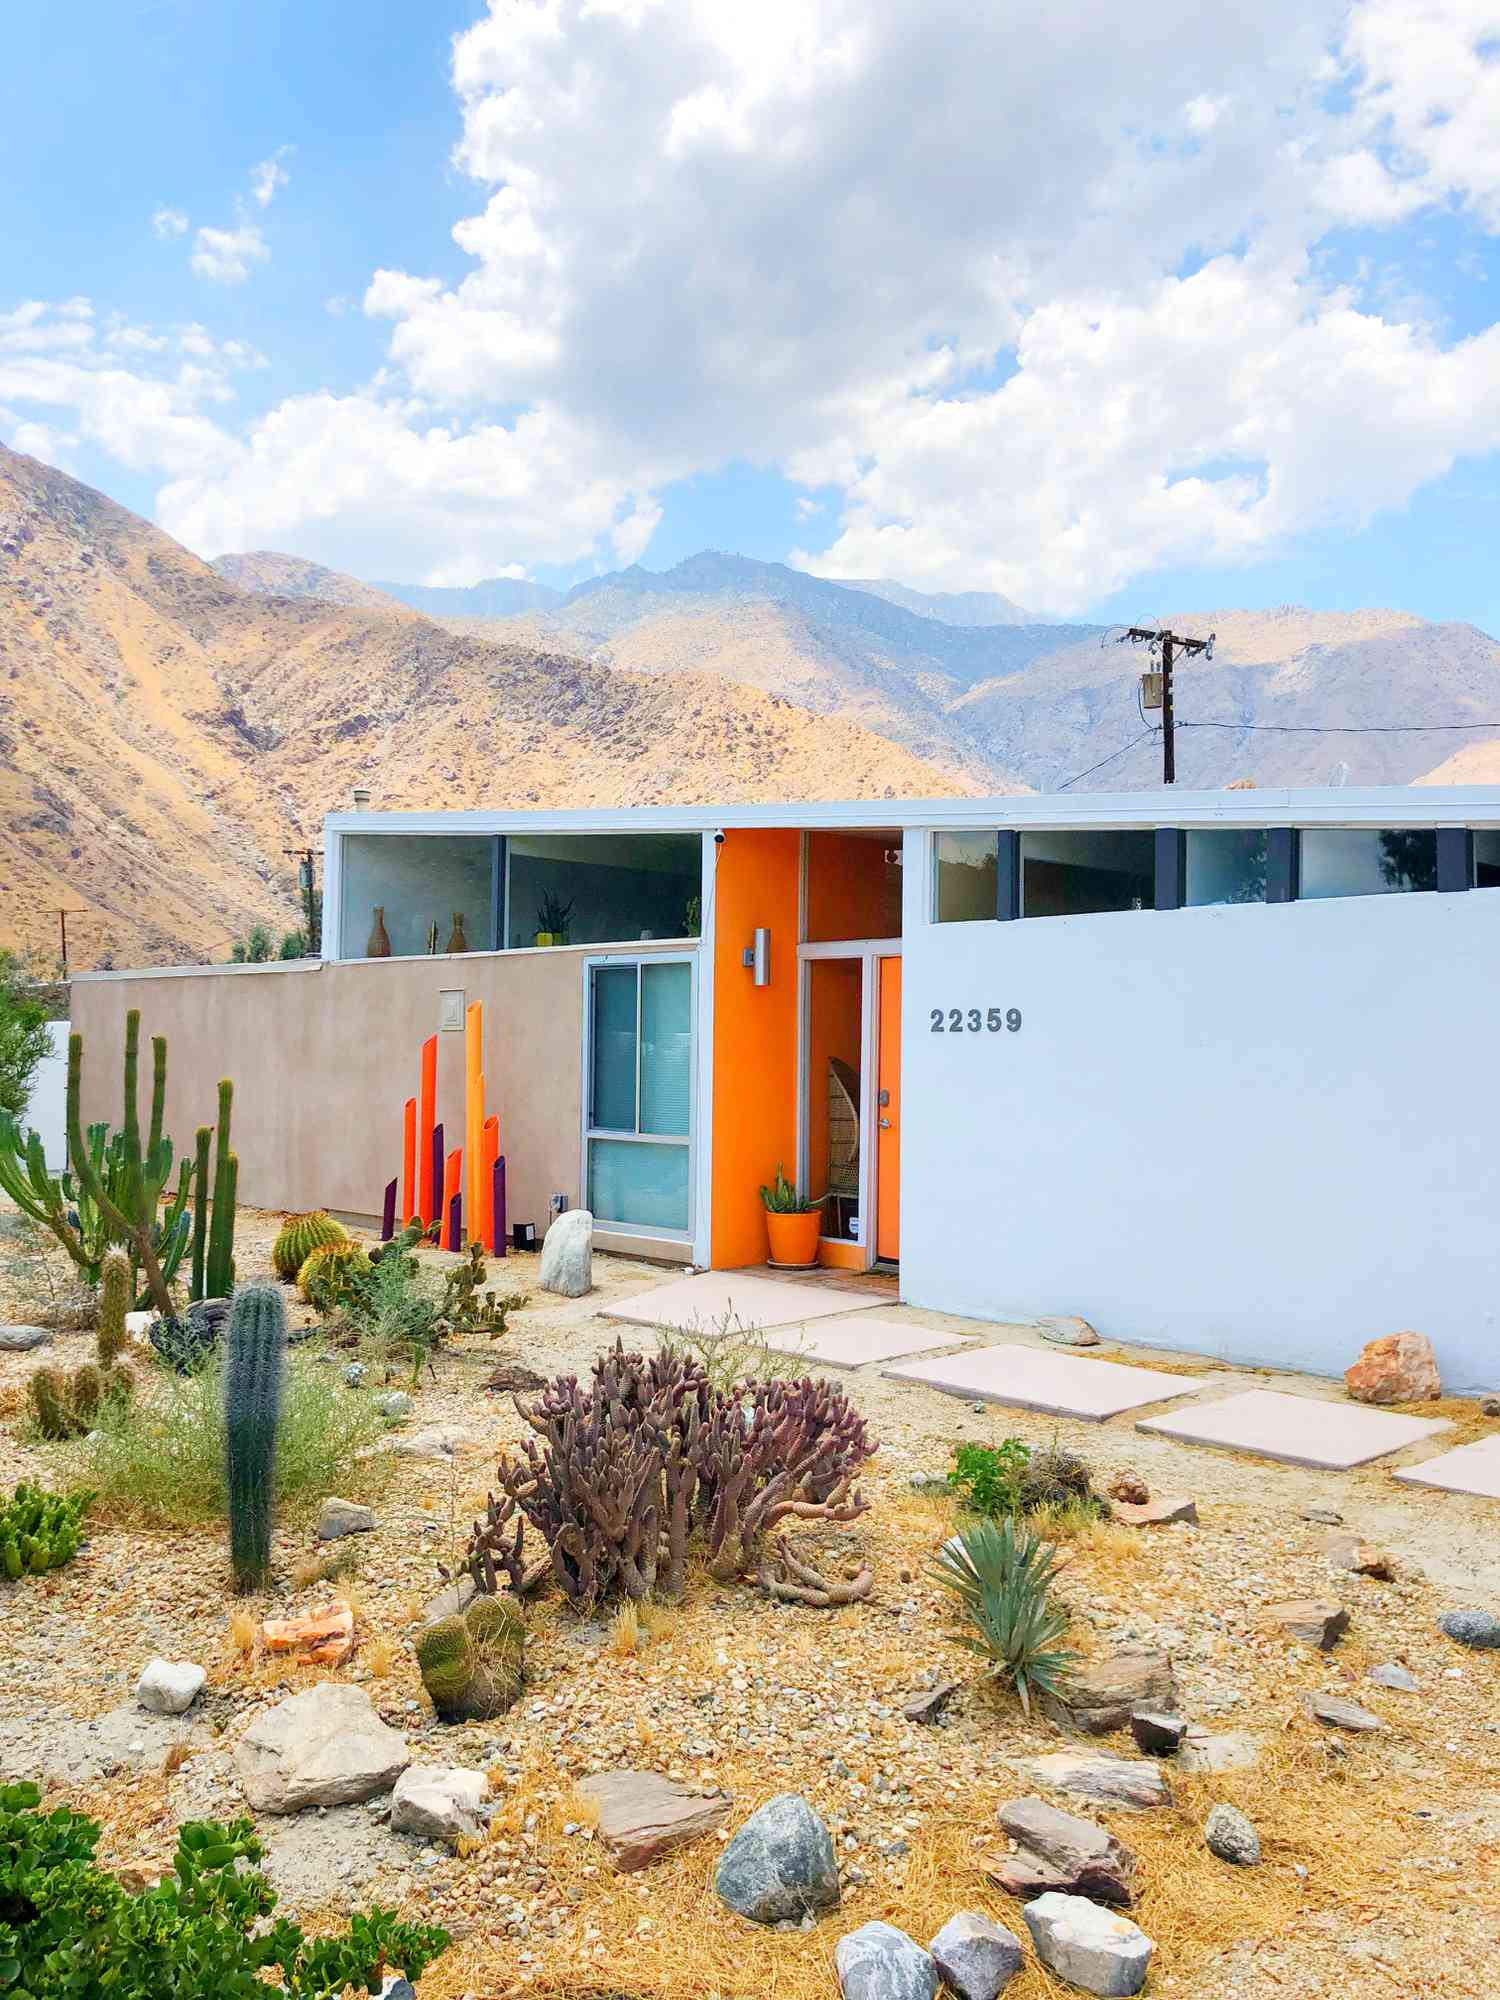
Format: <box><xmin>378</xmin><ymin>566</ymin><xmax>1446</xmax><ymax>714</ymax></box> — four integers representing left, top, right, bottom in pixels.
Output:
<box><xmin>223</xmin><ymin>1284</ymin><xmax>286</xmax><ymax>1592</ymax></box>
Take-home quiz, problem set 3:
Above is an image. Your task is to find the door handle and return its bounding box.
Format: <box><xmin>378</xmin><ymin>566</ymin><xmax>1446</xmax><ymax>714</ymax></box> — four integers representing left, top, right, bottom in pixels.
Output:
<box><xmin>879</xmin><ymin>1117</ymin><xmax>892</xmax><ymax>1129</ymax></box>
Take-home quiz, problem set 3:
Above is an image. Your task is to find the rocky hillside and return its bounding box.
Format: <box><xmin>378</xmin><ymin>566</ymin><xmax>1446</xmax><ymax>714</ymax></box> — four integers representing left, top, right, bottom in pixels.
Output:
<box><xmin>210</xmin><ymin>552</ymin><xmax>408</xmax><ymax>614</ymax></box>
<box><xmin>0</xmin><ymin>445</ymin><xmax>974</xmax><ymax>969</ymax></box>
<box><xmin>224</xmin><ymin>547</ymin><xmax>1500</xmax><ymax>793</ymax></box>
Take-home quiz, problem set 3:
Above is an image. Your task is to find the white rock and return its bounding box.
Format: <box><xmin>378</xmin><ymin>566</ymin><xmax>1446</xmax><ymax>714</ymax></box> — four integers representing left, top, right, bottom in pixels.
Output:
<box><xmin>1021</xmin><ymin>1753</ymin><xmax>1170</xmax><ymax>1810</ymax></box>
<box><xmin>235</xmin><ymin>1683</ymin><xmax>409</xmax><ymax>1814</ymax></box>
<box><xmin>539</xmin><ymin>1207</ymin><xmax>593</xmax><ymax>1297</ymax></box>
<box><xmin>124</xmin><ymin>1310</ymin><xmax>154</xmax><ymax>1339</ymax></box>
<box><xmin>1022</xmin><ymin>1893</ymin><xmax>1153</xmax><ymax>1997</ymax></box>
<box><xmin>0</xmin><ymin>1325</ymin><xmax>52</xmax><ymax>1351</ymax></box>
<box><xmin>929</xmin><ymin>1910</ymin><xmax>1024</xmax><ymax>1999</ymax></box>
<box><xmin>317</xmin><ymin>1496</ymin><xmax>376</xmax><ymax>1540</ymax></box>
<box><xmin>836</xmin><ymin>1920</ymin><xmax>937</xmax><ymax>2000</ymax></box>
<box><xmin>1035</xmin><ymin>1315</ymin><xmax>1100</xmax><ymax>1347</ymax></box>
<box><xmin>135</xmin><ymin>1658</ymin><xmax>206</xmax><ymax>1716</ymax></box>
<box><xmin>390</xmin><ymin>1764</ymin><xmax>487</xmax><ymax>1843</ymax></box>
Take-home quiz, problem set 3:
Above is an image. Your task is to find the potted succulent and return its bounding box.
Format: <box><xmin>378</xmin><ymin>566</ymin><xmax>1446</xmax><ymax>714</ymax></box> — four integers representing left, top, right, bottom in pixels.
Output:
<box><xmin>759</xmin><ymin>1164</ymin><xmax>824</xmax><ymax>1268</ymax></box>
<box><xmin>534</xmin><ymin>891</ymin><xmax>574</xmax><ymax>948</ymax></box>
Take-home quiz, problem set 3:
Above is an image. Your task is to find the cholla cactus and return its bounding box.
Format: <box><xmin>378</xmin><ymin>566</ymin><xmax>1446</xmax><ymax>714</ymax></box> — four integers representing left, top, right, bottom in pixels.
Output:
<box><xmin>224</xmin><ymin>1284</ymin><xmax>287</xmax><ymax>1592</ymax></box>
<box><xmin>272</xmin><ymin>1209</ymin><xmax>348</xmax><ymax>1282</ymax></box>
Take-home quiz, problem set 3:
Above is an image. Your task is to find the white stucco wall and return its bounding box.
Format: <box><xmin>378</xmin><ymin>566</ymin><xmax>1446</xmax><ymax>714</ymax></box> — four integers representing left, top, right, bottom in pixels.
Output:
<box><xmin>27</xmin><ymin>1020</ymin><xmax>70</xmax><ymax>1169</ymax></box>
<box><xmin>900</xmin><ymin>861</ymin><xmax>1500</xmax><ymax>1393</ymax></box>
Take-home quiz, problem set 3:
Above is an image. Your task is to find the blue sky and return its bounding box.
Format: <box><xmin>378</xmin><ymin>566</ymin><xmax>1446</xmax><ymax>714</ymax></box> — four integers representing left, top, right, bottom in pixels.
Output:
<box><xmin>3</xmin><ymin>0</ymin><xmax>1500</xmax><ymax>629</ymax></box>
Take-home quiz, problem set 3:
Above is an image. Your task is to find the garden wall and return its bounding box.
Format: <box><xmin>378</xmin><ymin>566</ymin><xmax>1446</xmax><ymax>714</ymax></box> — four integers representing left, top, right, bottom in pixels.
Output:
<box><xmin>69</xmin><ymin>942</ymin><xmax>693</xmax><ymax>1259</ymax></box>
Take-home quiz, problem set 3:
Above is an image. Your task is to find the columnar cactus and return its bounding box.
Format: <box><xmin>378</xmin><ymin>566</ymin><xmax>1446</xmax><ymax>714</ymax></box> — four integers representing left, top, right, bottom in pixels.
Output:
<box><xmin>223</xmin><ymin>1284</ymin><xmax>287</xmax><ymax>1593</ymax></box>
<box><xmin>204</xmin><ymin>1080</ymin><xmax>237</xmax><ymax>1299</ymax></box>
<box><xmin>95</xmin><ymin>1246</ymin><xmax>131</xmax><ymax>1367</ymax></box>
<box><xmin>272</xmin><ymin>1210</ymin><xmax>348</xmax><ymax>1282</ymax></box>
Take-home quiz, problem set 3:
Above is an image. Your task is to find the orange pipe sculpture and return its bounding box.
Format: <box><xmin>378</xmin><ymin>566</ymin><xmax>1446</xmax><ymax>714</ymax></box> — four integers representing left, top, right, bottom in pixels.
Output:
<box><xmin>464</xmin><ymin>1003</ymin><xmax>483</xmax><ymax>1248</ymax></box>
<box><xmin>442</xmin><ymin>1146</ymin><xmax>462</xmax><ymax>1230</ymax></box>
<box><xmin>401</xmin><ymin>1097</ymin><xmax>417</xmax><ymax>1230</ymax></box>
<box><xmin>418</xmin><ymin>1035</ymin><xmax>437</xmax><ymax>1226</ymax></box>
<box><xmin>479</xmin><ymin>1113</ymin><xmax>500</xmax><ymax>1251</ymax></box>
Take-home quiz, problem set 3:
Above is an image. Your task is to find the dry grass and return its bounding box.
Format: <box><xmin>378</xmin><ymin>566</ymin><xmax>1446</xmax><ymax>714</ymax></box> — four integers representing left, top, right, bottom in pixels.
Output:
<box><xmin>363</xmin><ymin>1634</ymin><xmax>398</xmax><ymax>1679</ymax></box>
<box><xmin>225</xmin><ymin>1609</ymin><xmax>257</xmax><ymax>1658</ymax></box>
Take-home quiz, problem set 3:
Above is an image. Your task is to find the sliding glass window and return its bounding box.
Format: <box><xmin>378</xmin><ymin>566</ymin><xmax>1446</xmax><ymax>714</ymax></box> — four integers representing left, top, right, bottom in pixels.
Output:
<box><xmin>585</xmin><ymin>958</ymin><xmax>693</xmax><ymax>1235</ymax></box>
<box><xmin>932</xmin><ymin>832</ymin><xmax>998</xmax><ymax>922</ymax></box>
<box><xmin>339</xmin><ymin>835</ymin><xmax>498</xmax><ymax>958</ymax></box>
<box><xmin>1299</xmin><ymin>830</ymin><xmax>1437</xmax><ymax>900</ymax></box>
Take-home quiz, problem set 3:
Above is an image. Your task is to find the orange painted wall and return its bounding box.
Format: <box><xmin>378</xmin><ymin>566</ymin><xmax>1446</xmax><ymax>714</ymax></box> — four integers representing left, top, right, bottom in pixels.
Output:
<box><xmin>710</xmin><ymin>828</ymin><xmax>801</xmax><ymax>1268</ymax></box>
<box><xmin>805</xmin><ymin>832</ymin><xmax>900</xmax><ymax>943</ymax></box>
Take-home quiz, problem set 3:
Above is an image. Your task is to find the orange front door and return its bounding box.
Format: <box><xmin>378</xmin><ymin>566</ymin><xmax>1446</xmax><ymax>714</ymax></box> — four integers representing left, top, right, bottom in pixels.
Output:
<box><xmin>876</xmin><ymin>956</ymin><xmax>901</xmax><ymax>1261</ymax></box>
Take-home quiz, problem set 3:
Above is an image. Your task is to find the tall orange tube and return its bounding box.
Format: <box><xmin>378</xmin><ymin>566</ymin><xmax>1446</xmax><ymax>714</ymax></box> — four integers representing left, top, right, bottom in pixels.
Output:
<box><xmin>464</xmin><ymin>1003</ymin><xmax>483</xmax><ymax>1245</ymax></box>
<box><xmin>418</xmin><ymin>1035</ymin><xmax>437</xmax><ymax>1225</ymax></box>
<box><xmin>479</xmin><ymin>1113</ymin><xmax>499</xmax><ymax>1251</ymax></box>
<box><xmin>443</xmin><ymin>1146</ymin><xmax>462</xmax><ymax>1239</ymax></box>
<box><xmin>401</xmin><ymin>1096</ymin><xmax>417</xmax><ymax>1230</ymax></box>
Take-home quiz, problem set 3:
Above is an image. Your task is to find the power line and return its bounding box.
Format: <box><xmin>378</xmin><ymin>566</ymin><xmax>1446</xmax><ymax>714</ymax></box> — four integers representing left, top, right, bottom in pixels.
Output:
<box><xmin>1055</xmin><ymin>729</ymin><xmax>1158</xmax><ymax>792</ymax></box>
<box><xmin>1177</xmin><ymin>718</ymin><xmax>1500</xmax><ymax>736</ymax></box>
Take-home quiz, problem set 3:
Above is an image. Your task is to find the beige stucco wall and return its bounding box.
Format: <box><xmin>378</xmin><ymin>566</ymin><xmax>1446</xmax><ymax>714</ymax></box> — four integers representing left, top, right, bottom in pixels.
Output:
<box><xmin>68</xmin><ymin>943</ymin><xmax>694</xmax><ymax>1256</ymax></box>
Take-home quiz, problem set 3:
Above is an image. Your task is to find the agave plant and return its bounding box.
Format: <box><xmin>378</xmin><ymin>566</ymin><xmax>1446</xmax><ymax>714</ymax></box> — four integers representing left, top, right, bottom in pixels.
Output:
<box><xmin>932</xmin><ymin>1515</ymin><xmax>1076</xmax><ymax>1716</ymax></box>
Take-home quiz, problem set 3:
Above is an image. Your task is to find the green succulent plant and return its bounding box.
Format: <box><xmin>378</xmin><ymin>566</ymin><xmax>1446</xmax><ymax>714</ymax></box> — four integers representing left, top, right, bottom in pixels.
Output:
<box><xmin>932</xmin><ymin>1514</ymin><xmax>1076</xmax><ymax>1716</ymax></box>
<box><xmin>272</xmin><ymin>1210</ymin><xmax>348</xmax><ymax>1282</ymax></box>
<box><xmin>416</xmin><ymin>1592</ymin><xmax>525</xmax><ymax>1720</ymax></box>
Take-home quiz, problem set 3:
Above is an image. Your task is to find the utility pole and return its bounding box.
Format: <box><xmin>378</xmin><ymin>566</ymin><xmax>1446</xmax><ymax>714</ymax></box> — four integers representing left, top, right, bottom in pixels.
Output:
<box><xmin>1119</xmin><ymin>625</ymin><xmax>1215</xmax><ymax>785</ymax></box>
<box><xmin>49</xmin><ymin>908</ymin><xmax>86</xmax><ymax>977</ymax></box>
<box><xmin>282</xmin><ymin>847</ymin><xmax>320</xmax><ymax>953</ymax></box>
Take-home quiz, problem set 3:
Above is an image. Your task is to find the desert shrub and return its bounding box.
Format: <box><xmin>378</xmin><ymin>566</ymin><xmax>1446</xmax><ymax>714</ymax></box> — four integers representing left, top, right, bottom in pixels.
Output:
<box><xmin>338</xmin><ymin>1237</ymin><xmax>530</xmax><ymax>1384</ymax></box>
<box><xmin>675</xmin><ymin>1307</ymin><xmax>791</xmax><ymax>1393</ymax></box>
<box><xmin>1018</xmin><ymin>1443</ymin><xmax>1111</xmax><ymax>1519</ymax></box>
<box><xmin>948</xmin><ymin>1438</ymin><xmax>1031</xmax><ymax>1517</ymax></box>
<box><xmin>84</xmin><ymin>1350</ymin><xmax>386</xmax><ymax>1528</ymax></box>
<box><xmin>457</xmin><ymin>1339</ymin><xmax>876</xmax><ymax>1610</ymax></box>
<box><xmin>0</xmin><ymin>1780</ymin><xmax>447</xmax><ymax>1997</ymax></box>
<box><xmin>933</xmin><ymin>1515</ymin><xmax>1076</xmax><ymax>1716</ymax></box>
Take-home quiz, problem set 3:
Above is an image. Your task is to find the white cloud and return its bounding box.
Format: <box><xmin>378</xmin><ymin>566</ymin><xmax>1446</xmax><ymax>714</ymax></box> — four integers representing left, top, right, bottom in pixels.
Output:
<box><xmin>190</xmin><ymin>223</ymin><xmax>270</xmax><ymax>285</ymax></box>
<box><xmin>10</xmin><ymin>0</ymin><xmax>1500</xmax><ymax>599</ymax></box>
<box><xmin>151</xmin><ymin>206</ymin><xmax>189</xmax><ymax>240</ymax></box>
<box><xmin>250</xmin><ymin>146</ymin><xmax>293</xmax><ymax>208</ymax></box>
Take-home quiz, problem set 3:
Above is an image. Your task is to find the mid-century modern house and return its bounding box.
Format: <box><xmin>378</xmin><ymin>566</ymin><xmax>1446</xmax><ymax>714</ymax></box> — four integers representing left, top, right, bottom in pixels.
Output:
<box><xmin>71</xmin><ymin>786</ymin><xmax>1500</xmax><ymax>1391</ymax></box>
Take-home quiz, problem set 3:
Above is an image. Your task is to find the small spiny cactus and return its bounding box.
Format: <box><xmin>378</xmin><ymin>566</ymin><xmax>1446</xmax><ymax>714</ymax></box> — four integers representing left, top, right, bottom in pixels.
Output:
<box><xmin>297</xmin><ymin>1238</ymin><xmax>371</xmax><ymax>1309</ymax></box>
<box><xmin>272</xmin><ymin>1209</ymin><xmax>348</xmax><ymax>1282</ymax></box>
<box><xmin>95</xmin><ymin>1246</ymin><xmax>131</xmax><ymax>1367</ymax></box>
<box><xmin>27</xmin><ymin>1367</ymin><xmax>77</xmax><ymax>1442</ymax></box>
<box><xmin>224</xmin><ymin>1284</ymin><xmax>287</xmax><ymax>1592</ymax></box>
<box><xmin>416</xmin><ymin>1593</ymin><xmax>525</xmax><ymax>1720</ymax></box>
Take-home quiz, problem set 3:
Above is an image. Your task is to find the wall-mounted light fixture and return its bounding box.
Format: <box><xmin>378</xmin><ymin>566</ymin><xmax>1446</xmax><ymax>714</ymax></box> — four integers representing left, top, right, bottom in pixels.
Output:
<box><xmin>741</xmin><ymin>927</ymin><xmax>771</xmax><ymax>986</ymax></box>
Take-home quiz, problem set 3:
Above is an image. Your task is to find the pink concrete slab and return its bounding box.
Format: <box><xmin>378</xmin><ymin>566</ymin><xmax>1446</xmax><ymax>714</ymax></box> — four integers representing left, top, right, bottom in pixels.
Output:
<box><xmin>604</xmin><ymin>1270</ymin><xmax>887</xmax><ymax>1334</ymax></box>
<box><xmin>769</xmin><ymin>1317</ymin><xmax>965</xmax><ymax>1370</ymax></box>
<box><xmin>1137</xmin><ymin>1389</ymin><xmax>1450</xmax><ymax>1469</ymax></box>
<box><xmin>882</xmin><ymin>1343</ymin><xmax>1196</xmax><ymax>1421</ymax></box>
<box><xmin>1392</xmin><ymin>1436</ymin><xmax>1500</xmax><ymax>1498</ymax></box>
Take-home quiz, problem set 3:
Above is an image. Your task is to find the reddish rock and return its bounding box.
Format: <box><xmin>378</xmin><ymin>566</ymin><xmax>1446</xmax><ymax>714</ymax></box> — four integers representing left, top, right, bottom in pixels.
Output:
<box><xmin>577</xmin><ymin>1769</ymin><xmax>732</xmax><ymax>1871</ymax></box>
<box><xmin>1344</xmin><ymin>1331</ymin><xmax>1441</xmax><ymax>1406</ymax></box>
<box><xmin>992</xmin><ymin>1796</ymin><xmax>1138</xmax><ymax>1906</ymax></box>
<box><xmin>1323</xmin><ymin>1532</ymin><xmax>1397</xmax><ymax>1581</ymax></box>
<box><xmin>1116</xmin><ymin>1495</ymin><xmax>1198</xmax><ymax>1528</ymax></box>
<box><xmin>1269</xmin><ymin>1599</ymin><xmax>1348</xmax><ymax>1650</ymax></box>
<box><xmin>1043</xmin><ymin>1652</ymin><xmax>1177</xmax><ymax>1735</ymax></box>
<box><xmin>1107</xmin><ymin>1472</ymin><xmax>1150</xmax><ymax>1506</ymax></box>
<box><xmin>258</xmin><ymin>1599</ymin><xmax>355</xmax><ymax>1667</ymax></box>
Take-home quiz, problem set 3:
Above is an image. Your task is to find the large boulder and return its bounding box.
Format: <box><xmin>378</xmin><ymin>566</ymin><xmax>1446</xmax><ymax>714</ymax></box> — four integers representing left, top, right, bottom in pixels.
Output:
<box><xmin>390</xmin><ymin>1764</ymin><xmax>487</xmax><ymax>1843</ymax></box>
<box><xmin>1437</xmin><ymin>1608</ymin><xmax>1500</xmax><ymax>1650</ymax></box>
<box><xmin>928</xmin><ymin>1912</ymin><xmax>1023</xmax><ymax>2000</ymax></box>
<box><xmin>1044</xmin><ymin>1652</ymin><xmax>1176</xmax><ymax>1735</ymax></box>
<box><xmin>539</xmin><ymin>1208</ymin><xmax>593</xmax><ymax>1297</ymax></box>
<box><xmin>1022</xmin><ymin>1894</ymin><xmax>1153</xmax><ymax>1998</ymax></box>
<box><xmin>836</xmin><ymin>1922</ymin><xmax>938</xmax><ymax>2000</ymax></box>
<box><xmin>234</xmin><ymin>1684</ymin><xmax>409</xmax><ymax>1813</ymax></box>
<box><xmin>991</xmin><ymin>1797</ymin><xmax>1137</xmax><ymax>1905</ymax></box>
<box><xmin>0</xmin><ymin>1325</ymin><xmax>51</xmax><ymax>1351</ymax></box>
<box><xmin>1344</xmin><ymin>1330</ymin><xmax>1440</xmax><ymax>1405</ymax></box>
<box><xmin>714</xmin><ymin>1793</ymin><xmax>840</xmax><ymax>1924</ymax></box>
<box><xmin>576</xmin><ymin>1769</ymin><xmax>732</xmax><ymax>1871</ymax></box>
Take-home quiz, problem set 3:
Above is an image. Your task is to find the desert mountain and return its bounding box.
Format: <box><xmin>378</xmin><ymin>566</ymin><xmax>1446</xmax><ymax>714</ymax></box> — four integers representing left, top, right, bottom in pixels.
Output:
<box><xmin>374</xmin><ymin>574</ymin><xmax>565</xmax><ymax>618</ymax></box>
<box><xmin>0</xmin><ymin>444</ymin><xmax>972</xmax><ymax>969</ymax></box>
<box><xmin>836</xmin><ymin>578</ymin><xmax>1033</xmax><ymax>626</ymax></box>
<box><xmin>210</xmin><ymin>551</ymin><xmax>409</xmax><ymax>614</ymax></box>
<box><xmin>225</xmin><ymin>544</ymin><xmax>1500</xmax><ymax>792</ymax></box>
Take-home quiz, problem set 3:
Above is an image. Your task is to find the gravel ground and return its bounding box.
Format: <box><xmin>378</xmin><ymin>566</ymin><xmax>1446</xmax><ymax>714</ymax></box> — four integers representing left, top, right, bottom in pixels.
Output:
<box><xmin>2</xmin><ymin>1202</ymin><xmax>1498</xmax><ymax>1999</ymax></box>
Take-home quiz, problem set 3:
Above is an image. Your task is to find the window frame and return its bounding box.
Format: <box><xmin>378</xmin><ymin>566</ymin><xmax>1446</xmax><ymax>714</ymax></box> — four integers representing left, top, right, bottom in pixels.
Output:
<box><xmin>580</xmin><ymin>951</ymin><xmax>696</xmax><ymax>1243</ymax></box>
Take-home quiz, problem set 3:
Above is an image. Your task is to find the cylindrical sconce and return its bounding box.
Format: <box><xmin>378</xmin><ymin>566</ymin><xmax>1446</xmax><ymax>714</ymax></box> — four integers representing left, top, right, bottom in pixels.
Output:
<box><xmin>742</xmin><ymin>927</ymin><xmax>771</xmax><ymax>986</ymax></box>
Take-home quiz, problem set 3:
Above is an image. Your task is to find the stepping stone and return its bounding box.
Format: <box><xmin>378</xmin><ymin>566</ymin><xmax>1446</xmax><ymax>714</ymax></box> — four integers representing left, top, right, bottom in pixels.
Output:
<box><xmin>1137</xmin><ymin>1389</ymin><xmax>1449</xmax><ymax>1469</ymax></box>
<box><xmin>576</xmin><ymin>1770</ymin><xmax>732</xmax><ymax>1870</ymax></box>
<box><xmin>770</xmin><ymin>1316</ymin><xmax>963</xmax><ymax>1369</ymax></box>
<box><xmin>1393</xmin><ymin>1436</ymin><xmax>1500</xmax><ymax>1499</ymax></box>
<box><xmin>607</xmin><ymin>1270</ymin><xmax>887</xmax><ymax>1334</ymax></box>
<box><xmin>883</xmin><ymin>1345</ymin><xmax>1195</xmax><ymax>1423</ymax></box>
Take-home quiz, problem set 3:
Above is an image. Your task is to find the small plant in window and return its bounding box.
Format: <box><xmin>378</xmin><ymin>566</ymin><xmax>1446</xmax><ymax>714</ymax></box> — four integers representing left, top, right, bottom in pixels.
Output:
<box><xmin>534</xmin><ymin>891</ymin><xmax>574</xmax><ymax>945</ymax></box>
<box><xmin>683</xmin><ymin>894</ymin><xmax>701</xmax><ymax>936</ymax></box>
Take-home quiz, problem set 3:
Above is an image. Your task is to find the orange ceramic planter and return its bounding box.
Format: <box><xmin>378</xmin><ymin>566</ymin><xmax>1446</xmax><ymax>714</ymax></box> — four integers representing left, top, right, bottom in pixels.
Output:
<box><xmin>765</xmin><ymin>1208</ymin><xmax>821</xmax><ymax>1268</ymax></box>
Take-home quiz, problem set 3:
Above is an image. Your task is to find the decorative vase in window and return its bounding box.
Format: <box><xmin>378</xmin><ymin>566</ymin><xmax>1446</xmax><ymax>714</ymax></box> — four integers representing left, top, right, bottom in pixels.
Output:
<box><xmin>367</xmin><ymin>906</ymin><xmax>391</xmax><ymax>958</ymax></box>
<box><xmin>446</xmin><ymin>911</ymin><xmax>469</xmax><ymax>953</ymax></box>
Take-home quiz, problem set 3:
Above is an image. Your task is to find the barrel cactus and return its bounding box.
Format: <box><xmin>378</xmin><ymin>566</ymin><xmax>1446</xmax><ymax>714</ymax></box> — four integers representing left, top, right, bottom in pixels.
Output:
<box><xmin>416</xmin><ymin>1593</ymin><xmax>525</xmax><ymax>1721</ymax></box>
<box><xmin>224</xmin><ymin>1284</ymin><xmax>287</xmax><ymax>1592</ymax></box>
<box><xmin>297</xmin><ymin>1239</ymin><xmax>371</xmax><ymax>1310</ymax></box>
<box><xmin>273</xmin><ymin>1210</ymin><xmax>348</xmax><ymax>1282</ymax></box>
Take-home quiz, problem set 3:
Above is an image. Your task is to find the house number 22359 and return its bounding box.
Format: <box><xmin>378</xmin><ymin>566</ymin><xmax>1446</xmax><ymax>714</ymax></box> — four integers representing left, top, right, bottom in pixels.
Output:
<box><xmin>930</xmin><ymin>1007</ymin><xmax>1022</xmax><ymax>1033</ymax></box>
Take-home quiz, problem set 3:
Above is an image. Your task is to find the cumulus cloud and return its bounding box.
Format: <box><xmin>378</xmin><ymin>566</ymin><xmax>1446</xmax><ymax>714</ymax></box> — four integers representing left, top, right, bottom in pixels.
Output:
<box><xmin>9</xmin><ymin>0</ymin><xmax>1500</xmax><ymax>598</ymax></box>
<box><xmin>190</xmin><ymin>223</ymin><xmax>270</xmax><ymax>285</ymax></box>
<box><xmin>250</xmin><ymin>146</ymin><xmax>293</xmax><ymax>208</ymax></box>
<box><xmin>151</xmin><ymin>206</ymin><xmax>189</xmax><ymax>240</ymax></box>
